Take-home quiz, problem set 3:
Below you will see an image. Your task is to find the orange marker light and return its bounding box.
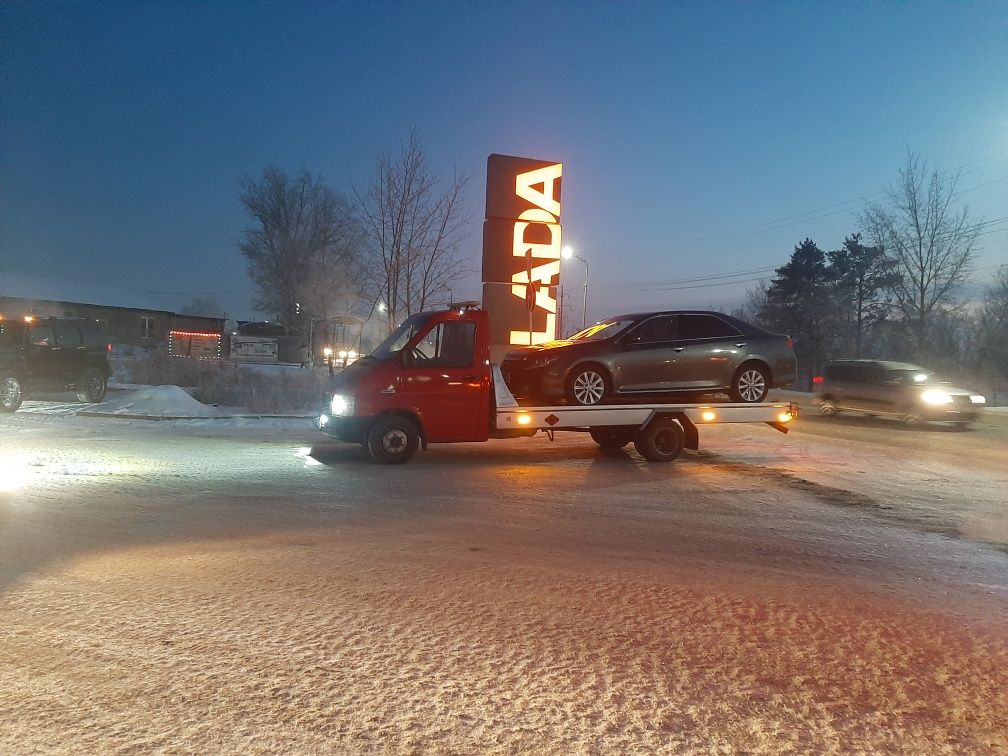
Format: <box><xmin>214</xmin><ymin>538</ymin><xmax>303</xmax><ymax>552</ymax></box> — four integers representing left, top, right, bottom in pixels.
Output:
<box><xmin>701</xmin><ymin>410</ymin><xmax>717</xmax><ymax>422</ymax></box>
<box><xmin>517</xmin><ymin>414</ymin><xmax>532</xmax><ymax>425</ymax></box>
<box><xmin>778</xmin><ymin>412</ymin><xmax>793</xmax><ymax>423</ymax></box>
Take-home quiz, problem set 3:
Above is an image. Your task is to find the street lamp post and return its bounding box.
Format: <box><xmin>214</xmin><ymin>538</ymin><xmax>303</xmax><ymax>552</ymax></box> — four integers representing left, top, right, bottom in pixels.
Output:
<box><xmin>561</xmin><ymin>246</ymin><xmax>588</xmax><ymax>330</ymax></box>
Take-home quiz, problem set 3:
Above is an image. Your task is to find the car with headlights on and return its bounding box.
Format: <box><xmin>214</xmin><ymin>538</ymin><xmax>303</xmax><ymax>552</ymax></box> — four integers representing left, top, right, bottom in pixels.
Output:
<box><xmin>500</xmin><ymin>310</ymin><xmax>796</xmax><ymax>406</ymax></box>
<box><xmin>814</xmin><ymin>360</ymin><xmax>985</xmax><ymax>427</ymax></box>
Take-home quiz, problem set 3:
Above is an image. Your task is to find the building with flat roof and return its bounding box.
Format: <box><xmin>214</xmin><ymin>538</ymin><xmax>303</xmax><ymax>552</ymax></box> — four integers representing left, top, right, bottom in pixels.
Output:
<box><xmin>0</xmin><ymin>271</ymin><xmax>225</xmax><ymax>350</ymax></box>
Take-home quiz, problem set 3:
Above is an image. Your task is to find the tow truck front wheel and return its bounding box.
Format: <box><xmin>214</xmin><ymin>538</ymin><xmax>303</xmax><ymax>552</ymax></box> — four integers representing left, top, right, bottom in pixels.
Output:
<box><xmin>367</xmin><ymin>416</ymin><xmax>420</xmax><ymax>465</ymax></box>
<box><xmin>633</xmin><ymin>417</ymin><xmax>685</xmax><ymax>462</ymax></box>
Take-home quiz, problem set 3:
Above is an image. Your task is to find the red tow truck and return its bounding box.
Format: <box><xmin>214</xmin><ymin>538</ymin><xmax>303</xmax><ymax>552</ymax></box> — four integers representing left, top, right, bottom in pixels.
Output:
<box><xmin>316</xmin><ymin>304</ymin><xmax>796</xmax><ymax>464</ymax></box>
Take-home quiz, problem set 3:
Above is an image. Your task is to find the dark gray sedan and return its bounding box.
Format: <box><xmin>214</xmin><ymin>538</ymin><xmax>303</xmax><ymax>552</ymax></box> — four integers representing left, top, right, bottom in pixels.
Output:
<box><xmin>501</xmin><ymin>310</ymin><xmax>797</xmax><ymax>405</ymax></box>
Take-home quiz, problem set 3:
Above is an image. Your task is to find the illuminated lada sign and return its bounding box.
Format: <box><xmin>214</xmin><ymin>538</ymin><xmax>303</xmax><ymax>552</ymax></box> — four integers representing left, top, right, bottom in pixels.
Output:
<box><xmin>482</xmin><ymin>154</ymin><xmax>563</xmax><ymax>347</ymax></box>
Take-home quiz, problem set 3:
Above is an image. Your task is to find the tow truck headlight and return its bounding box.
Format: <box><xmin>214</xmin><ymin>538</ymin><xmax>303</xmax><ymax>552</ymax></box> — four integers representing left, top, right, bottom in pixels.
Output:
<box><xmin>330</xmin><ymin>394</ymin><xmax>355</xmax><ymax>416</ymax></box>
<box><xmin>970</xmin><ymin>395</ymin><xmax>986</xmax><ymax>404</ymax></box>
<box><xmin>920</xmin><ymin>389</ymin><xmax>952</xmax><ymax>405</ymax></box>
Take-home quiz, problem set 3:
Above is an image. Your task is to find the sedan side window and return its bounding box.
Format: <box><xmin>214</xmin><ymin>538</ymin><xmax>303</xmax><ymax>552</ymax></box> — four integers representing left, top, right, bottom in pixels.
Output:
<box><xmin>679</xmin><ymin>314</ymin><xmax>742</xmax><ymax>339</ymax></box>
<box><xmin>627</xmin><ymin>315</ymin><xmax>678</xmax><ymax>343</ymax></box>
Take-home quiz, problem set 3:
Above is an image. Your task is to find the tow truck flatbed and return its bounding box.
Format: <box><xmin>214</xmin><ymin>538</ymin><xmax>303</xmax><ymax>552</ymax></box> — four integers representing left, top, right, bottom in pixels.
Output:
<box><xmin>489</xmin><ymin>365</ymin><xmax>795</xmax><ymax>458</ymax></box>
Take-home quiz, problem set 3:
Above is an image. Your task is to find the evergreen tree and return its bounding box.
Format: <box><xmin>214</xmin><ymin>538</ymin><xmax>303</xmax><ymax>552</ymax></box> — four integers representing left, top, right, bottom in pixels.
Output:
<box><xmin>759</xmin><ymin>238</ymin><xmax>835</xmax><ymax>385</ymax></box>
<box><xmin>826</xmin><ymin>233</ymin><xmax>900</xmax><ymax>357</ymax></box>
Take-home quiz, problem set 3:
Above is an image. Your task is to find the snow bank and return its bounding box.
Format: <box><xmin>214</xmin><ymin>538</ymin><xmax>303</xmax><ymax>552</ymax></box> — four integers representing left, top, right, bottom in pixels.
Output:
<box><xmin>90</xmin><ymin>385</ymin><xmax>230</xmax><ymax>418</ymax></box>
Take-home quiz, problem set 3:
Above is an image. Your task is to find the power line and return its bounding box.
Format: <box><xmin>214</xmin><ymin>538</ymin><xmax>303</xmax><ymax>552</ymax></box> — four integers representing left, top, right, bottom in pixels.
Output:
<box><xmin>578</xmin><ymin>157</ymin><xmax>1008</xmax><ymax>260</ymax></box>
<box><xmin>607</xmin><ymin>217</ymin><xmax>1008</xmax><ymax>292</ymax></box>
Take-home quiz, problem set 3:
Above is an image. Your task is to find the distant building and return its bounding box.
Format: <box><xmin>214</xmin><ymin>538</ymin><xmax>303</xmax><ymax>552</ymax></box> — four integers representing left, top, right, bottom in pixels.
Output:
<box><xmin>0</xmin><ymin>271</ymin><xmax>225</xmax><ymax>352</ymax></box>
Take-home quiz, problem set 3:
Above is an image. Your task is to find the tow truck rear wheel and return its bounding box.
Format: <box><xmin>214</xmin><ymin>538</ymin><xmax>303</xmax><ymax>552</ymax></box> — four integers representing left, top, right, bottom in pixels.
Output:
<box><xmin>367</xmin><ymin>416</ymin><xmax>420</xmax><ymax>464</ymax></box>
<box><xmin>633</xmin><ymin>417</ymin><xmax>685</xmax><ymax>462</ymax></box>
<box><xmin>589</xmin><ymin>427</ymin><xmax>633</xmax><ymax>449</ymax></box>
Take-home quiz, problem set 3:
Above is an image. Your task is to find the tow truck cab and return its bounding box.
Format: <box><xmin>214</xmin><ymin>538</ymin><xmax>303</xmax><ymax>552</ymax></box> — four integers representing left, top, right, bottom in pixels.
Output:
<box><xmin>318</xmin><ymin>305</ymin><xmax>495</xmax><ymax>455</ymax></box>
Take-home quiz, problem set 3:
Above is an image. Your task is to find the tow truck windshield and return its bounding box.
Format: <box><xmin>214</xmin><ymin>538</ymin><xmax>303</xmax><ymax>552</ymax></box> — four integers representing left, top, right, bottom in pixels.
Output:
<box><xmin>369</xmin><ymin>313</ymin><xmax>434</xmax><ymax>361</ymax></box>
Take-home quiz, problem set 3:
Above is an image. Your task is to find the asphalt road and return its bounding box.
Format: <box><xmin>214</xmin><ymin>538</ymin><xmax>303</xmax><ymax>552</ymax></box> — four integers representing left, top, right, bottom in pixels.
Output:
<box><xmin>2</xmin><ymin>405</ymin><xmax>1006</xmax><ymax>603</ymax></box>
<box><xmin>1</xmin><ymin>407</ymin><xmax>1006</xmax><ymax>751</ymax></box>
<box><xmin>774</xmin><ymin>390</ymin><xmax>1008</xmax><ymax>472</ymax></box>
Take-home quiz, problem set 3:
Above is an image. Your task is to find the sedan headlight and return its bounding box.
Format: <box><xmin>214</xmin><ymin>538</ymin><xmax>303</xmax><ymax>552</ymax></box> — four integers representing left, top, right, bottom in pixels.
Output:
<box><xmin>920</xmin><ymin>389</ymin><xmax>952</xmax><ymax>405</ymax></box>
<box><xmin>330</xmin><ymin>393</ymin><xmax>355</xmax><ymax>416</ymax></box>
<box><xmin>970</xmin><ymin>395</ymin><xmax>986</xmax><ymax>405</ymax></box>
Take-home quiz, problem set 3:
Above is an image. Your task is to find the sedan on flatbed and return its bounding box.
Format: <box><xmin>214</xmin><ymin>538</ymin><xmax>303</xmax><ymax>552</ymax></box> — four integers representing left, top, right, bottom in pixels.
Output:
<box><xmin>501</xmin><ymin>310</ymin><xmax>796</xmax><ymax>406</ymax></box>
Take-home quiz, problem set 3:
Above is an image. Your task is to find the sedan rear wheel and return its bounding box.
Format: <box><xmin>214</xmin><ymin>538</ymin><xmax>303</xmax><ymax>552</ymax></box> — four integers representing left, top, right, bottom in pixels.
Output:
<box><xmin>729</xmin><ymin>364</ymin><xmax>769</xmax><ymax>403</ymax></box>
<box><xmin>566</xmin><ymin>365</ymin><xmax>609</xmax><ymax>406</ymax></box>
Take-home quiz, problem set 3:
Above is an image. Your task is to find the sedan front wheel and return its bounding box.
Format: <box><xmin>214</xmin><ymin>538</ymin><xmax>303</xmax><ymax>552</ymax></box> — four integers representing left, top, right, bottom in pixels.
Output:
<box><xmin>566</xmin><ymin>365</ymin><xmax>609</xmax><ymax>406</ymax></box>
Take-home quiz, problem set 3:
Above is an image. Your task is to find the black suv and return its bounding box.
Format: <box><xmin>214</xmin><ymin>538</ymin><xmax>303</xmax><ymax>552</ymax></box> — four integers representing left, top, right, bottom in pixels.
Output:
<box><xmin>0</xmin><ymin>317</ymin><xmax>112</xmax><ymax>413</ymax></box>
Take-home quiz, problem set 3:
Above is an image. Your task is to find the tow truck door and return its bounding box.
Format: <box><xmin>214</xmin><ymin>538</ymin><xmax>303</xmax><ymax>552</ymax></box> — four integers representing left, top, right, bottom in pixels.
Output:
<box><xmin>400</xmin><ymin>315</ymin><xmax>486</xmax><ymax>442</ymax></box>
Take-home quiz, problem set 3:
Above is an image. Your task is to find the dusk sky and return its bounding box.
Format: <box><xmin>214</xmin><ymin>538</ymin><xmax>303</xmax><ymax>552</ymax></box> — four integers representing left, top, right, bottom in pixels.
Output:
<box><xmin>2</xmin><ymin>2</ymin><xmax>1007</xmax><ymax>323</ymax></box>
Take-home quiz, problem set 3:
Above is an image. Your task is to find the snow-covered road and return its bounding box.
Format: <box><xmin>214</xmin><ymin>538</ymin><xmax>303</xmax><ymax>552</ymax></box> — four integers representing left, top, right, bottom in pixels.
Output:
<box><xmin>1</xmin><ymin>409</ymin><xmax>1006</xmax><ymax>752</ymax></box>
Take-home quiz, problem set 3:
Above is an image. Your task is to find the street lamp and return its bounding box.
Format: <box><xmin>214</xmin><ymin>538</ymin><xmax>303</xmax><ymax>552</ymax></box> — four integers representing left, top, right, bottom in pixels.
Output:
<box><xmin>561</xmin><ymin>246</ymin><xmax>588</xmax><ymax>330</ymax></box>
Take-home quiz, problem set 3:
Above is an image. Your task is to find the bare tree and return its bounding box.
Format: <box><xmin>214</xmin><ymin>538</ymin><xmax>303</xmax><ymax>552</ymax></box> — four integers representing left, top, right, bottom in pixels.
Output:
<box><xmin>861</xmin><ymin>152</ymin><xmax>982</xmax><ymax>359</ymax></box>
<box><xmin>356</xmin><ymin>133</ymin><xmax>470</xmax><ymax>332</ymax></box>
<box><xmin>238</xmin><ymin>168</ymin><xmax>364</xmax><ymax>332</ymax></box>
<box><xmin>977</xmin><ymin>266</ymin><xmax>1008</xmax><ymax>402</ymax></box>
<box><xmin>738</xmin><ymin>280</ymin><xmax>770</xmax><ymax>326</ymax></box>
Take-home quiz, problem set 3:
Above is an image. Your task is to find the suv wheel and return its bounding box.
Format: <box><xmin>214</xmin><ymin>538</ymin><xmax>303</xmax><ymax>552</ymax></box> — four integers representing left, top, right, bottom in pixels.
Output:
<box><xmin>76</xmin><ymin>368</ymin><xmax>107</xmax><ymax>403</ymax></box>
<box><xmin>818</xmin><ymin>400</ymin><xmax>839</xmax><ymax>416</ymax></box>
<box><xmin>0</xmin><ymin>372</ymin><xmax>23</xmax><ymax>412</ymax></box>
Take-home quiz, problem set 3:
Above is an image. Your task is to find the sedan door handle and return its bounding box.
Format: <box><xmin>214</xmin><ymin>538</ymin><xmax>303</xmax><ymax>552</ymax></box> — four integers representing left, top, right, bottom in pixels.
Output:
<box><xmin>672</xmin><ymin>347</ymin><xmax>685</xmax><ymax>353</ymax></box>
<box><xmin>735</xmin><ymin>342</ymin><xmax>747</xmax><ymax>348</ymax></box>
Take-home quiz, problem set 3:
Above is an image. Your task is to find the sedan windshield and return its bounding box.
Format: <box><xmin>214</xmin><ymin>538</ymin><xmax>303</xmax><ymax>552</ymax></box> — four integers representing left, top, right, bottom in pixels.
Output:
<box><xmin>370</xmin><ymin>313</ymin><xmax>434</xmax><ymax>361</ymax></box>
<box><xmin>568</xmin><ymin>319</ymin><xmax>636</xmax><ymax>342</ymax></box>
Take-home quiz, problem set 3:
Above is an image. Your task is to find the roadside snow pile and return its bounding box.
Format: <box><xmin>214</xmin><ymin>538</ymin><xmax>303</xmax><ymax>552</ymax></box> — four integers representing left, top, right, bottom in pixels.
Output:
<box><xmin>90</xmin><ymin>385</ymin><xmax>229</xmax><ymax>418</ymax></box>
